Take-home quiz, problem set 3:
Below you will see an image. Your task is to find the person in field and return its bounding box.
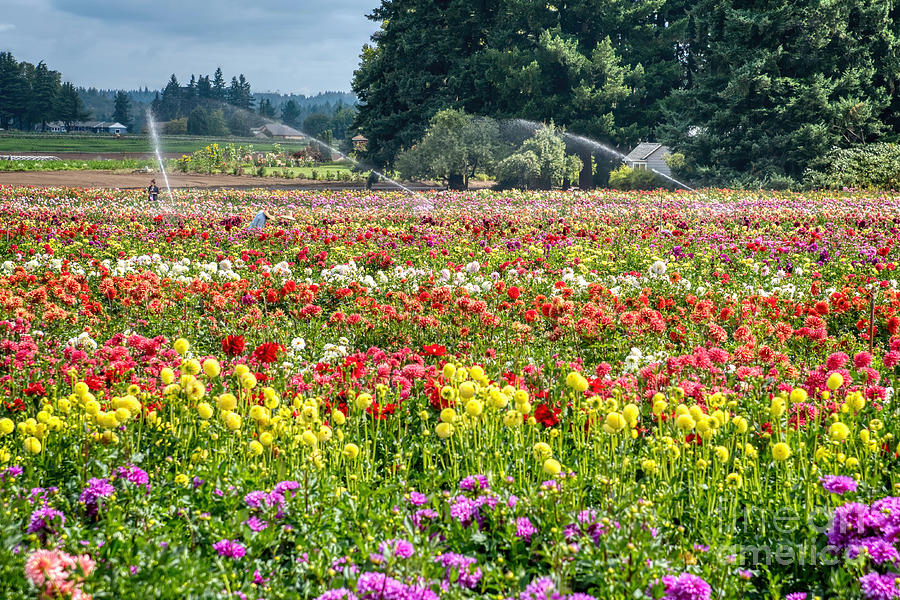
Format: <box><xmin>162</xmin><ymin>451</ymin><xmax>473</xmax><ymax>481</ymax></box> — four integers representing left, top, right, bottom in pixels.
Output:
<box><xmin>148</xmin><ymin>179</ymin><xmax>159</xmax><ymax>202</ymax></box>
<box><xmin>248</xmin><ymin>210</ymin><xmax>295</xmax><ymax>229</ymax></box>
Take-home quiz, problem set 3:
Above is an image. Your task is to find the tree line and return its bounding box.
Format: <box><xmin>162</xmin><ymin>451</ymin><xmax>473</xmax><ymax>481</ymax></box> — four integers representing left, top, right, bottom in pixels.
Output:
<box><xmin>0</xmin><ymin>52</ymin><xmax>95</xmax><ymax>130</ymax></box>
<box><xmin>0</xmin><ymin>52</ymin><xmax>358</xmax><ymax>140</ymax></box>
<box><xmin>352</xmin><ymin>0</ymin><xmax>900</xmax><ymax>188</ymax></box>
<box><xmin>150</xmin><ymin>70</ymin><xmax>358</xmax><ymax>139</ymax></box>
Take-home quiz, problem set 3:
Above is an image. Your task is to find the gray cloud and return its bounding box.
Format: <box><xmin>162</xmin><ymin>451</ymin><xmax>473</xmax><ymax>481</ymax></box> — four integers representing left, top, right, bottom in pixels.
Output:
<box><xmin>0</xmin><ymin>0</ymin><xmax>379</xmax><ymax>93</ymax></box>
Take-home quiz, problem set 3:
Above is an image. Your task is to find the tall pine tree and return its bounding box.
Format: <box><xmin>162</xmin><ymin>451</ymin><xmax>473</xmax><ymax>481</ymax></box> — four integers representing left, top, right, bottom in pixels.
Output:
<box><xmin>661</xmin><ymin>0</ymin><xmax>897</xmax><ymax>185</ymax></box>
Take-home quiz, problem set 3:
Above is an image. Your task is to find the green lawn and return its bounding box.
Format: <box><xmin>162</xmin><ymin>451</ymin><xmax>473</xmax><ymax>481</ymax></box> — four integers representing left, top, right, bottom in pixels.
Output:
<box><xmin>0</xmin><ymin>133</ymin><xmax>309</xmax><ymax>155</ymax></box>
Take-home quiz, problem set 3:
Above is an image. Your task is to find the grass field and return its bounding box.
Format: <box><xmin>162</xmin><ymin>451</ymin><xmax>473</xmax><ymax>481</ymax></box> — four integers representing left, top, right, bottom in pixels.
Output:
<box><xmin>0</xmin><ymin>132</ymin><xmax>309</xmax><ymax>154</ymax></box>
<box><xmin>0</xmin><ymin>158</ymin><xmax>159</xmax><ymax>172</ymax></box>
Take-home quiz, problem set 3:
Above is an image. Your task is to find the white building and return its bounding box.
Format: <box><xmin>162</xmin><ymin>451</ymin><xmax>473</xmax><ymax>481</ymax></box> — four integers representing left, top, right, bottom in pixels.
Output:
<box><xmin>43</xmin><ymin>121</ymin><xmax>128</xmax><ymax>134</ymax></box>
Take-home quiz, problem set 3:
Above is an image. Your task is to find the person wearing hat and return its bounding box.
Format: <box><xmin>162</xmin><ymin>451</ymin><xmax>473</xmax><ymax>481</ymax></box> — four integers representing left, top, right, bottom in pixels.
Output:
<box><xmin>148</xmin><ymin>179</ymin><xmax>159</xmax><ymax>202</ymax></box>
<box><xmin>247</xmin><ymin>209</ymin><xmax>296</xmax><ymax>229</ymax></box>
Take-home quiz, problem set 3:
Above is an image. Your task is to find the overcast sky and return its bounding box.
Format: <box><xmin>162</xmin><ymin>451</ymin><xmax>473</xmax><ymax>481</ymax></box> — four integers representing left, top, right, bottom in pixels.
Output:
<box><xmin>0</xmin><ymin>0</ymin><xmax>379</xmax><ymax>95</ymax></box>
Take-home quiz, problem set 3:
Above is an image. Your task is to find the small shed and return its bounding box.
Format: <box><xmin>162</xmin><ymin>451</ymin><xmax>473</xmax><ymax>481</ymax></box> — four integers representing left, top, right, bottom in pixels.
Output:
<box><xmin>623</xmin><ymin>143</ymin><xmax>671</xmax><ymax>178</ymax></box>
<box><xmin>252</xmin><ymin>123</ymin><xmax>305</xmax><ymax>139</ymax></box>
<box><xmin>351</xmin><ymin>134</ymin><xmax>368</xmax><ymax>151</ymax></box>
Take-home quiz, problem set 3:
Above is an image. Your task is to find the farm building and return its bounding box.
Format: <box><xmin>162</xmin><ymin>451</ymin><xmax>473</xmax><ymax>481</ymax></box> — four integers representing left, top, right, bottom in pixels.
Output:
<box><xmin>43</xmin><ymin>121</ymin><xmax>128</xmax><ymax>134</ymax></box>
<box><xmin>623</xmin><ymin>143</ymin><xmax>671</xmax><ymax>178</ymax></box>
<box><xmin>252</xmin><ymin>123</ymin><xmax>305</xmax><ymax>140</ymax></box>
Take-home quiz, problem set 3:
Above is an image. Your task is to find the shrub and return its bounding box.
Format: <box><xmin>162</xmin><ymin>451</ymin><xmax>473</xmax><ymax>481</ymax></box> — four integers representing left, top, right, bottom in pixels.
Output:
<box><xmin>803</xmin><ymin>143</ymin><xmax>900</xmax><ymax>189</ymax></box>
<box><xmin>608</xmin><ymin>165</ymin><xmax>662</xmax><ymax>190</ymax></box>
<box><xmin>495</xmin><ymin>151</ymin><xmax>541</xmax><ymax>189</ymax></box>
<box><xmin>163</xmin><ymin>118</ymin><xmax>187</xmax><ymax>135</ymax></box>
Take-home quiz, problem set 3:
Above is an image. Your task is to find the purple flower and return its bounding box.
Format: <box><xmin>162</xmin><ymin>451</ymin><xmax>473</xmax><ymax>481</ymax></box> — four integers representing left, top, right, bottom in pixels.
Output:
<box><xmin>412</xmin><ymin>508</ymin><xmax>439</xmax><ymax>530</ymax></box>
<box><xmin>849</xmin><ymin>538</ymin><xmax>900</xmax><ymax>565</ymax></box>
<box><xmin>244</xmin><ymin>490</ymin><xmax>271</xmax><ymax>509</ymax></box>
<box><xmin>859</xmin><ymin>572</ymin><xmax>900</xmax><ymax>600</ymax></box>
<box><xmin>459</xmin><ymin>474</ymin><xmax>490</xmax><ymax>492</ymax></box>
<box><xmin>662</xmin><ymin>573</ymin><xmax>712</xmax><ymax>600</ymax></box>
<box><xmin>821</xmin><ymin>475</ymin><xmax>858</xmax><ymax>495</ymax></box>
<box><xmin>519</xmin><ymin>577</ymin><xmax>555</xmax><ymax>600</ymax></box>
<box><xmin>0</xmin><ymin>465</ymin><xmax>22</xmax><ymax>481</ymax></box>
<box><xmin>27</xmin><ymin>506</ymin><xmax>65</xmax><ymax>535</ymax></box>
<box><xmin>79</xmin><ymin>477</ymin><xmax>115</xmax><ymax>515</ymax></box>
<box><xmin>378</xmin><ymin>538</ymin><xmax>414</xmax><ymax>559</ymax></box>
<box><xmin>315</xmin><ymin>589</ymin><xmax>358</xmax><ymax>600</ymax></box>
<box><xmin>515</xmin><ymin>517</ymin><xmax>537</xmax><ymax>542</ymax></box>
<box><xmin>785</xmin><ymin>594</ymin><xmax>806</xmax><ymax>600</ymax></box>
<box><xmin>434</xmin><ymin>553</ymin><xmax>482</xmax><ymax>589</ymax></box>
<box><xmin>408</xmin><ymin>491</ymin><xmax>427</xmax><ymax>506</ymax></box>
<box><xmin>870</xmin><ymin>497</ymin><xmax>900</xmax><ymax>543</ymax></box>
<box><xmin>356</xmin><ymin>572</ymin><xmax>438</xmax><ymax>600</ymax></box>
<box><xmin>116</xmin><ymin>464</ymin><xmax>150</xmax><ymax>488</ymax></box>
<box><xmin>212</xmin><ymin>539</ymin><xmax>246</xmax><ymax>559</ymax></box>
<box><xmin>829</xmin><ymin>502</ymin><xmax>872</xmax><ymax>547</ymax></box>
<box><xmin>273</xmin><ymin>480</ymin><xmax>300</xmax><ymax>496</ymax></box>
<box><xmin>449</xmin><ymin>495</ymin><xmax>476</xmax><ymax>525</ymax></box>
<box><xmin>577</xmin><ymin>509</ymin><xmax>597</xmax><ymax>524</ymax></box>
<box><xmin>245</xmin><ymin>516</ymin><xmax>269</xmax><ymax>532</ymax></box>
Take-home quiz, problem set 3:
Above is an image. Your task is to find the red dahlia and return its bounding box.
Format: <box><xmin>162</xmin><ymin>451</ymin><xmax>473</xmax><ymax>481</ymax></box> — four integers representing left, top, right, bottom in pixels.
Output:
<box><xmin>221</xmin><ymin>335</ymin><xmax>246</xmax><ymax>357</ymax></box>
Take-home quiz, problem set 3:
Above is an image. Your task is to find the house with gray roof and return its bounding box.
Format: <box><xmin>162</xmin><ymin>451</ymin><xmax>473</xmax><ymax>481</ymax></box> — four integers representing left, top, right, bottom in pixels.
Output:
<box><xmin>623</xmin><ymin>143</ymin><xmax>672</xmax><ymax>178</ymax></box>
<box><xmin>252</xmin><ymin>123</ymin><xmax>305</xmax><ymax>139</ymax></box>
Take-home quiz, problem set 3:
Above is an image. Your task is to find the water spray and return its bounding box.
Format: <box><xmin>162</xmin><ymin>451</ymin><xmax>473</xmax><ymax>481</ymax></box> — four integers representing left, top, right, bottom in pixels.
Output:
<box><xmin>146</xmin><ymin>109</ymin><xmax>174</xmax><ymax>207</ymax></box>
<box><xmin>258</xmin><ymin>116</ymin><xmax>434</xmax><ymax>211</ymax></box>
<box><xmin>508</xmin><ymin>119</ymin><xmax>695</xmax><ymax>192</ymax></box>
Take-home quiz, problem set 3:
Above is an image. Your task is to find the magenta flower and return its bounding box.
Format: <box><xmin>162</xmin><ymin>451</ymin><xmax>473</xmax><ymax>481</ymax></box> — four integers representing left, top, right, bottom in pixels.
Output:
<box><xmin>212</xmin><ymin>539</ymin><xmax>246</xmax><ymax>559</ymax></box>
<box><xmin>821</xmin><ymin>475</ymin><xmax>858</xmax><ymax>495</ymax></box>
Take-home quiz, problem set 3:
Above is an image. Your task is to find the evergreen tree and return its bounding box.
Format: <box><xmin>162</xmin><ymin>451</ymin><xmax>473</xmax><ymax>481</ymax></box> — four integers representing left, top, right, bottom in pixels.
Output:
<box><xmin>187</xmin><ymin>105</ymin><xmax>210</xmax><ymax>135</ymax></box>
<box><xmin>226</xmin><ymin>75</ymin><xmax>253</xmax><ymax>110</ymax></box>
<box><xmin>0</xmin><ymin>52</ymin><xmax>29</xmax><ymax>129</ymax></box>
<box><xmin>352</xmin><ymin>0</ymin><xmax>637</xmax><ymax>176</ymax></box>
<box><xmin>112</xmin><ymin>91</ymin><xmax>131</xmax><ymax>127</ymax></box>
<box><xmin>30</xmin><ymin>61</ymin><xmax>61</xmax><ymax>130</ymax></box>
<box><xmin>227</xmin><ymin>76</ymin><xmax>242</xmax><ymax>107</ymax></box>
<box><xmin>56</xmin><ymin>82</ymin><xmax>90</xmax><ymax>128</ymax></box>
<box><xmin>661</xmin><ymin>0</ymin><xmax>896</xmax><ymax>185</ymax></box>
<box><xmin>280</xmin><ymin>99</ymin><xmax>301</xmax><ymax>128</ymax></box>
<box><xmin>159</xmin><ymin>74</ymin><xmax>182</xmax><ymax>120</ymax></box>
<box><xmin>352</xmin><ymin>0</ymin><xmax>502</xmax><ymax>167</ymax></box>
<box><xmin>197</xmin><ymin>75</ymin><xmax>212</xmax><ymax>100</ymax></box>
<box><xmin>212</xmin><ymin>68</ymin><xmax>227</xmax><ymax>102</ymax></box>
<box><xmin>258</xmin><ymin>98</ymin><xmax>275</xmax><ymax>118</ymax></box>
<box><xmin>238</xmin><ymin>74</ymin><xmax>253</xmax><ymax>110</ymax></box>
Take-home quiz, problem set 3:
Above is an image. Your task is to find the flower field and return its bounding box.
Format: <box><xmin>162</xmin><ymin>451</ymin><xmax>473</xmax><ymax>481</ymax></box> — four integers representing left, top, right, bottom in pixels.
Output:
<box><xmin>1</xmin><ymin>185</ymin><xmax>900</xmax><ymax>600</ymax></box>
